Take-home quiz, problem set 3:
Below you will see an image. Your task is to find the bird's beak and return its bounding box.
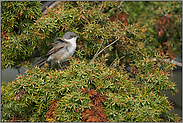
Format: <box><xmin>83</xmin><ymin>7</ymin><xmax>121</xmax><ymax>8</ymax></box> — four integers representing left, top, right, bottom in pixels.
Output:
<box><xmin>77</xmin><ymin>36</ymin><xmax>80</xmax><ymax>38</ymax></box>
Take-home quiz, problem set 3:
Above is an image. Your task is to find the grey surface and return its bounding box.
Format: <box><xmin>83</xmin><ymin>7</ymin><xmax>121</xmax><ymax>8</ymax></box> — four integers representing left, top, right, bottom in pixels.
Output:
<box><xmin>164</xmin><ymin>69</ymin><xmax>182</xmax><ymax>117</ymax></box>
<box><xmin>41</xmin><ymin>1</ymin><xmax>55</xmax><ymax>12</ymax></box>
<box><xmin>1</xmin><ymin>66</ymin><xmax>26</xmax><ymax>83</ymax></box>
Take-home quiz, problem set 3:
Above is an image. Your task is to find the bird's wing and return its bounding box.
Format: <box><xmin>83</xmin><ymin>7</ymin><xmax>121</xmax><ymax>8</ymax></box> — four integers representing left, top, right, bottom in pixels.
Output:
<box><xmin>55</xmin><ymin>37</ymin><xmax>66</xmax><ymax>42</ymax></box>
<box><xmin>45</xmin><ymin>42</ymin><xmax>67</xmax><ymax>57</ymax></box>
<box><xmin>54</xmin><ymin>37</ymin><xmax>67</xmax><ymax>46</ymax></box>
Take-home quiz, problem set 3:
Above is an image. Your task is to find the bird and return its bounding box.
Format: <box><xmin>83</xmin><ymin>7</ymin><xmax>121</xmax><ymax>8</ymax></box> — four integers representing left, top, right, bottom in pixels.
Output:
<box><xmin>37</xmin><ymin>32</ymin><xmax>79</xmax><ymax>70</ymax></box>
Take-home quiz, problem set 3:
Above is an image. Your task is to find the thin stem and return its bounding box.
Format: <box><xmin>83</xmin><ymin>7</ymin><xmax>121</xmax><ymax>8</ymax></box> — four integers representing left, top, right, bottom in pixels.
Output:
<box><xmin>117</xmin><ymin>20</ymin><xmax>139</xmax><ymax>37</ymax></box>
<box><xmin>98</xmin><ymin>1</ymin><xmax>103</xmax><ymax>13</ymax></box>
<box><xmin>94</xmin><ymin>39</ymin><xmax>104</xmax><ymax>58</ymax></box>
<box><xmin>91</xmin><ymin>35</ymin><xmax>123</xmax><ymax>62</ymax></box>
<box><xmin>109</xmin><ymin>56</ymin><xmax>125</xmax><ymax>68</ymax></box>
<box><xmin>116</xmin><ymin>1</ymin><xmax>124</xmax><ymax>10</ymax></box>
<box><xmin>151</xmin><ymin>58</ymin><xmax>182</xmax><ymax>67</ymax></box>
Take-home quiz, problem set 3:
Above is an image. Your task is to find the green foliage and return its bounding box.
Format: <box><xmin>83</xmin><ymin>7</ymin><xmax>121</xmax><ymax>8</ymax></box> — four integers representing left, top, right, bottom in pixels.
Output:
<box><xmin>1</xmin><ymin>57</ymin><xmax>181</xmax><ymax>122</ymax></box>
<box><xmin>1</xmin><ymin>1</ymin><xmax>42</xmax><ymax>35</ymax></box>
<box><xmin>1</xmin><ymin>1</ymin><xmax>43</xmax><ymax>69</ymax></box>
<box><xmin>1</xmin><ymin>1</ymin><xmax>181</xmax><ymax>69</ymax></box>
<box><xmin>1</xmin><ymin>1</ymin><xmax>182</xmax><ymax>122</ymax></box>
<box><xmin>122</xmin><ymin>1</ymin><xmax>182</xmax><ymax>57</ymax></box>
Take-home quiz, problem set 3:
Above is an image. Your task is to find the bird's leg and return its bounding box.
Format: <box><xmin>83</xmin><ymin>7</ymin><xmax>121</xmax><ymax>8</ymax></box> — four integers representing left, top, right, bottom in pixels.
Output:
<box><xmin>58</xmin><ymin>61</ymin><xmax>64</xmax><ymax>71</ymax></box>
<box><xmin>63</xmin><ymin>62</ymin><xmax>68</xmax><ymax>68</ymax></box>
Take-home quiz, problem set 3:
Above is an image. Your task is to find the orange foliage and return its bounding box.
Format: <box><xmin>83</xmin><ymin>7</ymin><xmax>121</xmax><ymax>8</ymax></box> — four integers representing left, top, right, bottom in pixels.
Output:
<box><xmin>1</xmin><ymin>29</ymin><xmax>7</xmax><ymax>39</ymax></box>
<box><xmin>9</xmin><ymin>116</ymin><xmax>22</xmax><ymax>122</ymax></box>
<box><xmin>109</xmin><ymin>11</ymin><xmax>128</xmax><ymax>41</ymax></box>
<box><xmin>81</xmin><ymin>88</ymin><xmax>108</xmax><ymax>122</ymax></box>
<box><xmin>156</xmin><ymin>16</ymin><xmax>172</xmax><ymax>38</ymax></box>
<box><xmin>14</xmin><ymin>89</ymin><xmax>25</xmax><ymax>101</ymax></box>
<box><xmin>109</xmin><ymin>11</ymin><xmax>128</xmax><ymax>27</ymax></box>
<box><xmin>82</xmin><ymin>105</ymin><xmax>107</xmax><ymax>122</ymax></box>
<box><xmin>155</xmin><ymin>16</ymin><xmax>176</xmax><ymax>59</ymax></box>
<box><xmin>45</xmin><ymin>100</ymin><xmax>58</xmax><ymax>121</ymax></box>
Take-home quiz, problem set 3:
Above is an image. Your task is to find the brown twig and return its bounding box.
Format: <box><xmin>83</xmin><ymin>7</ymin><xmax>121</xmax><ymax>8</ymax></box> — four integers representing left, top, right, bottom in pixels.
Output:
<box><xmin>98</xmin><ymin>1</ymin><xmax>103</xmax><ymax>13</ymax></box>
<box><xmin>93</xmin><ymin>39</ymin><xmax>104</xmax><ymax>58</ymax></box>
<box><xmin>151</xmin><ymin>58</ymin><xmax>182</xmax><ymax>67</ymax></box>
<box><xmin>117</xmin><ymin>20</ymin><xmax>139</xmax><ymax>37</ymax></box>
<box><xmin>109</xmin><ymin>56</ymin><xmax>125</xmax><ymax>68</ymax></box>
<box><xmin>43</xmin><ymin>1</ymin><xmax>62</xmax><ymax>15</ymax></box>
<box><xmin>91</xmin><ymin>35</ymin><xmax>123</xmax><ymax>62</ymax></box>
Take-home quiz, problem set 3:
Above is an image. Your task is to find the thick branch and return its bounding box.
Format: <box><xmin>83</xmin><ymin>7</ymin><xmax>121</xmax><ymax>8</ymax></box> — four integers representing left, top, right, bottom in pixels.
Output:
<box><xmin>151</xmin><ymin>58</ymin><xmax>182</xmax><ymax>67</ymax></box>
<box><xmin>43</xmin><ymin>1</ymin><xmax>62</xmax><ymax>15</ymax></box>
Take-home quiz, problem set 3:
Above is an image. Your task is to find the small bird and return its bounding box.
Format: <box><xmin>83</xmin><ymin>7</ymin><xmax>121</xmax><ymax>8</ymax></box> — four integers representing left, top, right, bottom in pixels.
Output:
<box><xmin>37</xmin><ymin>32</ymin><xmax>79</xmax><ymax>70</ymax></box>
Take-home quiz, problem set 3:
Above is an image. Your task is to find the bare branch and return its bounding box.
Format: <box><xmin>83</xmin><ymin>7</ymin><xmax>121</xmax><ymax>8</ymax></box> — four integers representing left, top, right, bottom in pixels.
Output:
<box><xmin>92</xmin><ymin>1</ymin><xmax>125</xmax><ymax>63</ymax></box>
<box><xmin>116</xmin><ymin>1</ymin><xmax>124</xmax><ymax>10</ymax></box>
<box><xmin>151</xmin><ymin>58</ymin><xmax>182</xmax><ymax>67</ymax></box>
<box><xmin>43</xmin><ymin>1</ymin><xmax>62</xmax><ymax>15</ymax></box>
<box><xmin>98</xmin><ymin>1</ymin><xmax>103</xmax><ymax>13</ymax></box>
<box><xmin>163</xmin><ymin>7</ymin><xmax>171</xmax><ymax>18</ymax></box>
<box><xmin>109</xmin><ymin>56</ymin><xmax>125</xmax><ymax>68</ymax></box>
<box><xmin>91</xmin><ymin>35</ymin><xmax>123</xmax><ymax>62</ymax></box>
<box><xmin>117</xmin><ymin>20</ymin><xmax>139</xmax><ymax>37</ymax></box>
<box><xmin>94</xmin><ymin>39</ymin><xmax>104</xmax><ymax>58</ymax></box>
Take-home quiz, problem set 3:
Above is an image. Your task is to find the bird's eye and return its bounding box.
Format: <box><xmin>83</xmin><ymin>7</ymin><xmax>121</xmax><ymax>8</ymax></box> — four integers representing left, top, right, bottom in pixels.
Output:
<box><xmin>70</xmin><ymin>35</ymin><xmax>76</xmax><ymax>38</ymax></box>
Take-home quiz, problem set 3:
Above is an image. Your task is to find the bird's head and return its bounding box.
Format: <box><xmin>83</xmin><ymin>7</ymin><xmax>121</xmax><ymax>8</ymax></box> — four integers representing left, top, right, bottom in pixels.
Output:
<box><xmin>63</xmin><ymin>32</ymin><xmax>79</xmax><ymax>43</ymax></box>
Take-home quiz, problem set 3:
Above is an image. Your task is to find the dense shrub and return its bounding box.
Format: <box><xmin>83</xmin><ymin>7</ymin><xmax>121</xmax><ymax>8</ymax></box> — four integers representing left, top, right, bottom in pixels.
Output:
<box><xmin>1</xmin><ymin>1</ymin><xmax>42</xmax><ymax>35</ymax></box>
<box><xmin>1</xmin><ymin>57</ymin><xmax>181</xmax><ymax>122</ymax></box>
<box><xmin>1</xmin><ymin>1</ymin><xmax>181</xmax><ymax>69</ymax></box>
<box><xmin>122</xmin><ymin>1</ymin><xmax>182</xmax><ymax>59</ymax></box>
<box><xmin>1</xmin><ymin>1</ymin><xmax>182</xmax><ymax>122</ymax></box>
<box><xmin>1</xmin><ymin>1</ymin><xmax>42</xmax><ymax>68</ymax></box>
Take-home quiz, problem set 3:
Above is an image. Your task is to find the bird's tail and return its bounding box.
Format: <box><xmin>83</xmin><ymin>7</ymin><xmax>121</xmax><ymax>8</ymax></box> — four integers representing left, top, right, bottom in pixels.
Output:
<box><xmin>32</xmin><ymin>58</ymin><xmax>48</xmax><ymax>68</ymax></box>
<box><xmin>37</xmin><ymin>58</ymin><xmax>48</xmax><ymax>67</ymax></box>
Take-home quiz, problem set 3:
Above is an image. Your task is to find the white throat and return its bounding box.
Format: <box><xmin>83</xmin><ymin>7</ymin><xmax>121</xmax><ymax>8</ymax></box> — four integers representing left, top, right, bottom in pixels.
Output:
<box><xmin>65</xmin><ymin>37</ymin><xmax>77</xmax><ymax>44</ymax></box>
<box><xmin>64</xmin><ymin>37</ymin><xmax>77</xmax><ymax>53</ymax></box>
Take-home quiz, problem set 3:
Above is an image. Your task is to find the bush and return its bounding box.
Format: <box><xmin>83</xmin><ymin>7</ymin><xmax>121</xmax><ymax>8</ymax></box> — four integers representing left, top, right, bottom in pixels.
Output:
<box><xmin>1</xmin><ymin>1</ymin><xmax>181</xmax><ymax>69</ymax></box>
<box><xmin>1</xmin><ymin>1</ymin><xmax>42</xmax><ymax>35</ymax></box>
<box><xmin>122</xmin><ymin>1</ymin><xmax>182</xmax><ymax>59</ymax></box>
<box><xmin>1</xmin><ymin>57</ymin><xmax>181</xmax><ymax>122</ymax></box>
<box><xmin>1</xmin><ymin>1</ymin><xmax>42</xmax><ymax>69</ymax></box>
<box><xmin>1</xmin><ymin>1</ymin><xmax>182</xmax><ymax>122</ymax></box>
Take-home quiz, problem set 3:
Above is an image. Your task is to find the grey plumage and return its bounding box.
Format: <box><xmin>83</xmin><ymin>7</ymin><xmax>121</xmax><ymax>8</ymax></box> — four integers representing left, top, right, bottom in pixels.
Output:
<box><xmin>37</xmin><ymin>32</ymin><xmax>79</xmax><ymax>70</ymax></box>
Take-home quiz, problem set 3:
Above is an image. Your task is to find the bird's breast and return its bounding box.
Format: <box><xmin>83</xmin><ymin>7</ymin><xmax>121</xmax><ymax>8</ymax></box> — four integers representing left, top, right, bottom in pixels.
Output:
<box><xmin>47</xmin><ymin>42</ymin><xmax>76</xmax><ymax>63</ymax></box>
<box><xmin>68</xmin><ymin>43</ymin><xmax>76</xmax><ymax>55</ymax></box>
